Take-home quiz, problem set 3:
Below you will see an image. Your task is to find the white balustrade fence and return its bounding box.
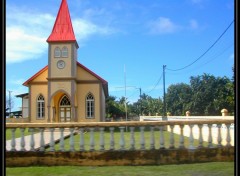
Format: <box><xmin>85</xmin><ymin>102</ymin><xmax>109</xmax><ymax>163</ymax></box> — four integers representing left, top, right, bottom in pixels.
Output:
<box><xmin>6</xmin><ymin>120</ymin><xmax>234</xmax><ymax>152</ymax></box>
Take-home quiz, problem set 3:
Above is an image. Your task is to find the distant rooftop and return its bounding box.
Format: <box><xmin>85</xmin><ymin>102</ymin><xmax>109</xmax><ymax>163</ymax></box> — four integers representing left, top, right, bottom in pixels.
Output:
<box><xmin>15</xmin><ymin>93</ymin><xmax>29</xmax><ymax>98</ymax></box>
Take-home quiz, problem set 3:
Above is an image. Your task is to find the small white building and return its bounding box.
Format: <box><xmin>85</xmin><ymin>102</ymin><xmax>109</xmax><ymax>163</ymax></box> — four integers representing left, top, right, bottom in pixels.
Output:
<box><xmin>16</xmin><ymin>93</ymin><xmax>29</xmax><ymax>118</ymax></box>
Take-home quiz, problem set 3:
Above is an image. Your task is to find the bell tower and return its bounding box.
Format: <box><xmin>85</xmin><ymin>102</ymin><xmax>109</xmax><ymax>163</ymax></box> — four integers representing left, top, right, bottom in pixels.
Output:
<box><xmin>46</xmin><ymin>0</ymin><xmax>79</xmax><ymax>122</ymax></box>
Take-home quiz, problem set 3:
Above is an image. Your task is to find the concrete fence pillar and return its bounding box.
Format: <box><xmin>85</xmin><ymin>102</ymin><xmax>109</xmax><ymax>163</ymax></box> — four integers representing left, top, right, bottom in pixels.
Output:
<box><xmin>167</xmin><ymin>112</ymin><xmax>171</xmax><ymax>117</ymax></box>
<box><xmin>221</xmin><ymin>109</ymin><xmax>228</xmax><ymax>116</ymax></box>
<box><xmin>186</xmin><ymin>111</ymin><xmax>191</xmax><ymax>116</ymax></box>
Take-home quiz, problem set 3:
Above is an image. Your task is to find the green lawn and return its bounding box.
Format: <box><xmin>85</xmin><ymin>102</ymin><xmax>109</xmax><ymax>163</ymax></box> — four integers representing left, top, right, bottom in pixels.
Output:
<box><xmin>5</xmin><ymin>128</ymin><xmax>39</xmax><ymax>140</ymax></box>
<box><xmin>46</xmin><ymin>127</ymin><xmax>211</xmax><ymax>151</ymax></box>
<box><xmin>6</xmin><ymin>162</ymin><xmax>234</xmax><ymax>176</ymax></box>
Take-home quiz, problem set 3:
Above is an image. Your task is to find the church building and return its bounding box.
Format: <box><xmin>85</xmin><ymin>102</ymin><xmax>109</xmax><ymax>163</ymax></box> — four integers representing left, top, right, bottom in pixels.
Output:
<box><xmin>22</xmin><ymin>0</ymin><xmax>108</xmax><ymax>123</ymax></box>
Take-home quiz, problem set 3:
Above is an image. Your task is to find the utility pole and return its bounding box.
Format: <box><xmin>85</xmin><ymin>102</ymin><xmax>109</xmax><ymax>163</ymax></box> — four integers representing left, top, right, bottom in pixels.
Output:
<box><xmin>136</xmin><ymin>87</ymin><xmax>142</xmax><ymax>115</ymax></box>
<box><xmin>8</xmin><ymin>90</ymin><xmax>12</xmax><ymax>116</ymax></box>
<box><xmin>163</xmin><ymin>65</ymin><xmax>166</xmax><ymax>117</ymax></box>
<box><xmin>124</xmin><ymin>64</ymin><xmax>128</xmax><ymax>131</ymax></box>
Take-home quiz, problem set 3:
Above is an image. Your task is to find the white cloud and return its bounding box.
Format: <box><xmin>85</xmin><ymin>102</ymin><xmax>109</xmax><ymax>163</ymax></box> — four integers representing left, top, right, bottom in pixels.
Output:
<box><xmin>6</xmin><ymin>6</ymin><xmax>117</xmax><ymax>64</ymax></box>
<box><xmin>229</xmin><ymin>53</ymin><xmax>234</xmax><ymax>60</ymax></box>
<box><xmin>147</xmin><ymin>17</ymin><xmax>180</xmax><ymax>34</ymax></box>
<box><xmin>72</xmin><ymin>18</ymin><xmax>116</xmax><ymax>41</ymax></box>
<box><xmin>189</xmin><ymin>19</ymin><xmax>199</xmax><ymax>29</ymax></box>
<box><xmin>6</xmin><ymin>27</ymin><xmax>47</xmax><ymax>64</ymax></box>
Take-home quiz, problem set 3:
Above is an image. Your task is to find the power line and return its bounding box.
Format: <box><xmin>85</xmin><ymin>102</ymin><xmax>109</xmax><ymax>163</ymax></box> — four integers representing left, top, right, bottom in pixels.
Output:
<box><xmin>166</xmin><ymin>42</ymin><xmax>234</xmax><ymax>76</ymax></box>
<box><xmin>146</xmin><ymin>72</ymin><xmax>163</xmax><ymax>94</ymax></box>
<box><xmin>166</xmin><ymin>20</ymin><xmax>234</xmax><ymax>72</ymax></box>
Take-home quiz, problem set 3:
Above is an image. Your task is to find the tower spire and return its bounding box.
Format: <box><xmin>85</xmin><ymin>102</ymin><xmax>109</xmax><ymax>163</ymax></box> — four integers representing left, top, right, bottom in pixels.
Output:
<box><xmin>47</xmin><ymin>0</ymin><xmax>77</xmax><ymax>43</ymax></box>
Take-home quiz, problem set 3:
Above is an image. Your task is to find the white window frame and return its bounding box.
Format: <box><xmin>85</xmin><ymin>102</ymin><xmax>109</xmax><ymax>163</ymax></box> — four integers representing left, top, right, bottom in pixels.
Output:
<box><xmin>86</xmin><ymin>93</ymin><xmax>95</xmax><ymax>118</ymax></box>
<box><xmin>37</xmin><ymin>94</ymin><xmax>45</xmax><ymax>119</ymax></box>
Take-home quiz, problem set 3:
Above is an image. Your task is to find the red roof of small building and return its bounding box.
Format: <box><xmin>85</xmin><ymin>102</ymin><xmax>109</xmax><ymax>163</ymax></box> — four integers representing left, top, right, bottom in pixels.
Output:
<box><xmin>47</xmin><ymin>0</ymin><xmax>76</xmax><ymax>42</ymax></box>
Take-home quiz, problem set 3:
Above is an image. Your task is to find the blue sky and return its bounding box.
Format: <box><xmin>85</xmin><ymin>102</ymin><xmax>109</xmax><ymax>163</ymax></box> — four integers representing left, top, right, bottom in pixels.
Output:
<box><xmin>6</xmin><ymin>0</ymin><xmax>234</xmax><ymax>111</ymax></box>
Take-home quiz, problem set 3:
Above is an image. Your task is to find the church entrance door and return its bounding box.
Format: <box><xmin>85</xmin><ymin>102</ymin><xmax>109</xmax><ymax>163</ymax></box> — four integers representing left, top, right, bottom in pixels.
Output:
<box><xmin>59</xmin><ymin>95</ymin><xmax>71</xmax><ymax>122</ymax></box>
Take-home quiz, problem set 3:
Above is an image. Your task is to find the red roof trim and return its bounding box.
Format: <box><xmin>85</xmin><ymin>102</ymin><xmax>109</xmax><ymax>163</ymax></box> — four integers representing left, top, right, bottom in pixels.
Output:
<box><xmin>23</xmin><ymin>63</ymin><xmax>108</xmax><ymax>86</ymax></box>
<box><xmin>47</xmin><ymin>0</ymin><xmax>76</xmax><ymax>42</ymax></box>
<box><xmin>77</xmin><ymin>62</ymin><xmax>108</xmax><ymax>84</ymax></box>
<box><xmin>23</xmin><ymin>66</ymin><xmax>48</xmax><ymax>86</ymax></box>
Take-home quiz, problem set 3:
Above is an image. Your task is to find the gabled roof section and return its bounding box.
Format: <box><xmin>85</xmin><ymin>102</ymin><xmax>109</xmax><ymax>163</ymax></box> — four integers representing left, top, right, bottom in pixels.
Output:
<box><xmin>47</xmin><ymin>0</ymin><xmax>76</xmax><ymax>42</ymax></box>
<box><xmin>77</xmin><ymin>62</ymin><xmax>107</xmax><ymax>84</ymax></box>
<box><xmin>77</xmin><ymin>62</ymin><xmax>108</xmax><ymax>97</ymax></box>
<box><xmin>23</xmin><ymin>66</ymin><xmax>48</xmax><ymax>86</ymax></box>
<box><xmin>23</xmin><ymin>63</ymin><xmax>109</xmax><ymax>97</ymax></box>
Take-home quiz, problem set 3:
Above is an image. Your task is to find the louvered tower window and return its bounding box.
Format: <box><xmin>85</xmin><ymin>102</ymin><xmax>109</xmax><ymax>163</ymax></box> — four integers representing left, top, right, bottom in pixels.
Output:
<box><xmin>54</xmin><ymin>47</ymin><xmax>61</xmax><ymax>57</ymax></box>
<box><xmin>62</xmin><ymin>46</ymin><xmax>68</xmax><ymax>57</ymax></box>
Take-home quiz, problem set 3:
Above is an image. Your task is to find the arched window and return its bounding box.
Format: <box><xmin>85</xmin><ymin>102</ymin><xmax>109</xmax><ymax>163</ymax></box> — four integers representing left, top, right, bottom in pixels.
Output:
<box><xmin>60</xmin><ymin>95</ymin><xmax>71</xmax><ymax>106</ymax></box>
<box><xmin>37</xmin><ymin>94</ymin><xmax>45</xmax><ymax>118</ymax></box>
<box><xmin>54</xmin><ymin>47</ymin><xmax>61</xmax><ymax>57</ymax></box>
<box><xmin>62</xmin><ymin>46</ymin><xmax>68</xmax><ymax>57</ymax></box>
<box><xmin>86</xmin><ymin>93</ymin><xmax>94</xmax><ymax>118</ymax></box>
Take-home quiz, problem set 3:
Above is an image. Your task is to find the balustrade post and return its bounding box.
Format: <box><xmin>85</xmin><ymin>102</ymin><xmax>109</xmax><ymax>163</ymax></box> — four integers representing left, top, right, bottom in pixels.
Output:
<box><xmin>208</xmin><ymin>124</ymin><xmax>213</xmax><ymax>148</ymax></box>
<box><xmin>188</xmin><ymin>124</ymin><xmax>195</xmax><ymax>149</ymax></box>
<box><xmin>20</xmin><ymin>128</ymin><xmax>26</xmax><ymax>151</ymax></box>
<box><xmin>79</xmin><ymin>128</ymin><xmax>85</xmax><ymax>151</ymax></box>
<box><xmin>59</xmin><ymin>128</ymin><xmax>65</xmax><ymax>151</ymax></box>
<box><xmin>10</xmin><ymin>128</ymin><xmax>16</xmax><ymax>151</ymax></box>
<box><xmin>119</xmin><ymin>127</ymin><xmax>125</xmax><ymax>150</ymax></box>
<box><xmin>159</xmin><ymin>126</ymin><xmax>165</xmax><ymax>149</ymax></box>
<box><xmin>99</xmin><ymin>127</ymin><xmax>105</xmax><ymax>151</ymax></box>
<box><xmin>226</xmin><ymin>123</ymin><xmax>231</xmax><ymax>147</ymax></box>
<box><xmin>29</xmin><ymin>128</ymin><xmax>35</xmax><ymax>151</ymax></box>
<box><xmin>39</xmin><ymin>128</ymin><xmax>45</xmax><ymax>152</ymax></box>
<box><xmin>140</xmin><ymin>126</ymin><xmax>145</xmax><ymax>150</ymax></box>
<box><xmin>217</xmin><ymin>124</ymin><xmax>222</xmax><ymax>147</ymax></box>
<box><xmin>169</xmin><ymin>125</ymin><xmax>175</xmax><ymax>149</ymax></box>
<box><xmin>109</xmin><ymin>127</ymin><xmax>115</xmax><ymax>150</ymax></box>
<box><xmin>49</xmin><ymin>128</ymin><xmax>55</xmax><ymax>152</ymax></box>
<box><xmin>179</xmin><ymin>125</ymin><xmax>185</xmax><ymax>148</ymax></box>
<box><xmin>129</xmin><ymin>127</ymin><xmax>135</xmax><ymax>150</ymax></box>
<box><xmin>89</xmin><ymin>128</ymin><xmax>95</xmax><ymax>151</ymax></box>
<box><xmin>69</xmin><ymin>128</ymin><xmax>75</xmax><ymax>152</ymax></box>
<box><xmin>150</xmin><ymin>126</ymin><xmax>155</xmax><ymax>150</ymax></box>
<box><xmin>198</xmin><ymin>124</ymin><xmax>203</xmax><ymax>148</ymax></box>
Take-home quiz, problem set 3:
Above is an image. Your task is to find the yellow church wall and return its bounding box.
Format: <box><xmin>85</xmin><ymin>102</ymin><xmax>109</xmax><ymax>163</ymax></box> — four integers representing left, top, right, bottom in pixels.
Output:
<box><xmin>50</xmin><ymin>43</ymin><xmax>73</xmax><ymax>78</ymax></box>
<box><xmin>50</xmin><ymin>81</ymin><xmax>72</xmax><ymax>97</ymax></box>
<box><xmin>77</xmin><ymin>66</ymin><xmax>98</xmax><ymax>81</ymax></box>
<box><xmin>77</xmin><ymin>83</ymin><xmax>101</xmax><ymax>122</ymax></box>
<box><xmin>30</xmin><ymin>84</ymin><xmax>48</xmax><ymax>123</ymax></box>
<box><xmin>101</xmin><ymin>87</ymin><xmax>106</xmax><ymax>121</ymax></box>
<box><xmin>31</xmin><ymin>69</ymin><xmax>48</xmax><ymax>82</ymax></box>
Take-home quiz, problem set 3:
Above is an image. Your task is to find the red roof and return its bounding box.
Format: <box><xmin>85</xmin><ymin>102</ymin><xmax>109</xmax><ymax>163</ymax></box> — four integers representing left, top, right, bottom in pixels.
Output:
<box><xmin>23</xmin><ymin>62</ymin><xmax>108</xmax><ymax>96</ymax></box>
<box><xmin>23</xmin><ymin>66</ymin><xmax>48</xmax><ymax>86</ymax></box>
<box><xmin>76</xmin><ymin>62</ymin><xmax>108</xmax><ymax>84</ymax></box>
<box><xmin>47</xmin><ymin>0</ymin><xmax>76</xmax><ymax>42</ymax></box>
<box><xmin>23</xmin><ymin>62</ymin><xmax>107</xmax><ymax>86</ymax></box>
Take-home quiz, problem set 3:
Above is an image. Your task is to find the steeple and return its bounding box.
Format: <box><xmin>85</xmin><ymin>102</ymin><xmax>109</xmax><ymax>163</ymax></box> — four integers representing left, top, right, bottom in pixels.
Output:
<box><xmin>47</xmin><ymin>0</ymin><xmax>77</xmax><ymax>43</ymax></box>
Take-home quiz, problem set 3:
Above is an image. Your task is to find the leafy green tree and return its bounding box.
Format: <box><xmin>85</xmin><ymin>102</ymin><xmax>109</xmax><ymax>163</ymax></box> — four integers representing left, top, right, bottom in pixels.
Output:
<box><xmin>105</xmin><ymin>96</ymin><xmax>125</xmax><ymax>119</ymax></box>
<box><xmin>131</xmin><ymin>93</ymin><xmax>163</xmax><ymax>116</ymax></box>
<box><xmin>189</xmin><ymin>73</ymin><xmax>234</xmax><ymax>115</ymax></box>
<box><xmin>165</xmin><ymin>83</ymin><xmax>192</xmax><ymax>115</ymax></box>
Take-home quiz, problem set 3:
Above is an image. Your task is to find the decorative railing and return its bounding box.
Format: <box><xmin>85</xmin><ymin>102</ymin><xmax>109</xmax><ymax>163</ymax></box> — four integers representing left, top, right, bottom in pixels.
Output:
<box><xmin>6</xmin><ymin>119</ymin><xmax>234</xmax><ymax>152</ymax></box>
